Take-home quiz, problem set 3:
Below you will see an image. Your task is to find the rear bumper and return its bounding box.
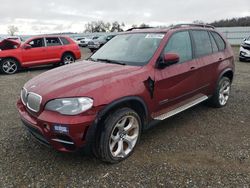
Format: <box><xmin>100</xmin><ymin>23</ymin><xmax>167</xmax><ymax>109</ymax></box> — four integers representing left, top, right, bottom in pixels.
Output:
<box><xmin>17</xmin><ymin>99</ymin><xmax>96</xmax><ymax>152</ymax></box>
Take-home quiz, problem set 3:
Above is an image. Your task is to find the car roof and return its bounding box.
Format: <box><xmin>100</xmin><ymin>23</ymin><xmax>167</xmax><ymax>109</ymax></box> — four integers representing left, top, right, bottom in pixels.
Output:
<box><xmin>124</xmin><ymin>24</ymin><xmax>216</xmax><ymax>34</ymax></box>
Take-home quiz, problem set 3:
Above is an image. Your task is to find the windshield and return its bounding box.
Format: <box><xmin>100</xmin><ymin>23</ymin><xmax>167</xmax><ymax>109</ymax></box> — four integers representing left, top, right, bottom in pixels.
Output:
<box><xmin>91</xmin><ymin>33</ymin><xmax>164</xmax><ymax>66</ymax></box>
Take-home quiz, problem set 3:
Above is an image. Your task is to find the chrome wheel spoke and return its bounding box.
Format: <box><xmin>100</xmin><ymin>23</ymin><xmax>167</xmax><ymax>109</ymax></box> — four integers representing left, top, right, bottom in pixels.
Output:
<box><xmin>109</xmin><ymin>115</ymin><xmax>139</xmax><ymax>158</ymax></box>
<box><xmin>219</xmin><ymin>80</ymin><xmax>230</xmax><ymax>105</ymax></box>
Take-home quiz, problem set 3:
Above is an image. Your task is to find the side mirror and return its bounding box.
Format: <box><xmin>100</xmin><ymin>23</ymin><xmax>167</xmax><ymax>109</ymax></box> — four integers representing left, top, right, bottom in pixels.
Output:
<box><xmin>23</xmin><ymin>44</ymin><xmax>32</xmax><ymax>49</ymax></box>
<box><xmin>158</xmin><ymin>53</ymin><xmax>180</xmax><ymax>69</ymax></box>
<box><xmin>164</xmin><ymin>53</ymin><xmax>180</xmax><ymax>64</ymax></box>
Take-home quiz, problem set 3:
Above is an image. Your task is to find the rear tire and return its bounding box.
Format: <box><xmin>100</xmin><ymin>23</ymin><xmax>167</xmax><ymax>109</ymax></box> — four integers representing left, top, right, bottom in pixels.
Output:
<box><xmin>0</xmin><ymin>58</ymin><xmax>19</xmax><ymax>74</ymax></box>
<box><xmin>62</xmin><ymin>53</ymin><xmax>75</xmax><ymax>65</ymax></box>
<box><xmin>207</xmin><ymin>77</ymin><xmax>231</xmax><ymax>108</ymax></box>
<box><xmin>99</xmin><ymin>108</ymin><xmax>142</xmax><ymax>163</ymax></box>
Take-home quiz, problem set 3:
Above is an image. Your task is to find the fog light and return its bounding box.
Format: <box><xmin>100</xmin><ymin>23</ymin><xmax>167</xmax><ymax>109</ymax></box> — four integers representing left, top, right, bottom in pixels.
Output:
<box><xmin>52</xmin><ymin>124</ymin><xmax>69</xmax><ymax>134</ymax></box>
<box><xmin>241</xmin><ymin>51</ymin><xmax>247</xmax><ymax>56</ymax></box>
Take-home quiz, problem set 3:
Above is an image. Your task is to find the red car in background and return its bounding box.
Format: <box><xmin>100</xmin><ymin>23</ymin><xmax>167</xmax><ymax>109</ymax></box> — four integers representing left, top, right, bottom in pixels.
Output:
<box><xmin>0</xmin><ymin>35</ymin><xmax>81</xmax><ymax>74</ymax></box>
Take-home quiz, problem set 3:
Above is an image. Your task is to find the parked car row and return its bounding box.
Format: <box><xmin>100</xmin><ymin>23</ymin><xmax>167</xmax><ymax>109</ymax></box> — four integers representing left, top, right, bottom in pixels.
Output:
<box><xmin>0</xmin><ymin>35</ymin><xmax>81</xmax><ymax>74</ymax></box>
<box><xmin>75</xmin><ymin>34</ymin><xmax>116</xmax><ymax>51</ymax></box>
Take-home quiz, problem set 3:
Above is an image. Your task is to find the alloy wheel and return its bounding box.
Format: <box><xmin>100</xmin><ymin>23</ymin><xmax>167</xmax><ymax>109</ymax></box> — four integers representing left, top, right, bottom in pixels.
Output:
<box><xmin>219</xmin><ymin>80</ymin><xmax>230</xmax><ymax>106</ymax></box>
<box><xmin>63</xmin><ymin>55</ymin><xmax>75</xmax><ymax>65</ymax></box>
<box><xmin>2</xmin><ymin>60</ymin><xmax>17</xmax><ymax>74</ymax></box>
<box><xmin>109</xmin><ymin>115</ymin><xmax>139</xmax><ymax>158</ymax></box>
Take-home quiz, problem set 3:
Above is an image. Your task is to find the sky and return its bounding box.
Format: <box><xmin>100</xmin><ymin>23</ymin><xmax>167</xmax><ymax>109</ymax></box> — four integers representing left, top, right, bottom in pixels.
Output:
<box><xmin>0</xmin><ymin>0</ymin><xmax>249</xmax><ymax>35</ymax></box>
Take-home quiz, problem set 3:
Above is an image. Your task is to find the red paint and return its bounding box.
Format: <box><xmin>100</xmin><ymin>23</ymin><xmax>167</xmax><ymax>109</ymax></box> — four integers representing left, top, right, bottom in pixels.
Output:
<box><xmin>0</xmin><ymin>36</ymin><xmax>81</xmax><ymax>68</ymax></box>
<box><xmin>17</xmin><ymin>26</ymin><xmax>235</xmax><ymax>152</ymax></box>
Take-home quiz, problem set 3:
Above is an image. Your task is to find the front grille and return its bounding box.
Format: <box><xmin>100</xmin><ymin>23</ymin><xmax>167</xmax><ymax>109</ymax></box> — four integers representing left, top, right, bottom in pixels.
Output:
<box><xmin>21</xmin><ymin>88</ymin><xmax>42</xmax><ymax>112</ymax></box>
<box><xmin>242</xmin><ymin>45</ymin><xmax>250</xmax><ymax>50</ymax></box>
<box><xmin>88</xmin><ymin>41</ymin><xmax>94</xmax><ymax>45</ymax></box>
<box><xmin>21</xmin><ymin>88</ymin><xmax>28</xmax><ymax>105</ymax></box>
<box><xmin>27</xmin><ymin>92</ymin><xmax>42</xmax><ymax>112</ymax></box>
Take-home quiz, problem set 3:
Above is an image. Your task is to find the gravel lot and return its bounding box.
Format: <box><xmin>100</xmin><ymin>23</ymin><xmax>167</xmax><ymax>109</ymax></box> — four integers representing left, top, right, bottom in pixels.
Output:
<box><xmin>0</xmin><ymin>47</ymin><xmax>249</xmax><ymax>187</ymax></box>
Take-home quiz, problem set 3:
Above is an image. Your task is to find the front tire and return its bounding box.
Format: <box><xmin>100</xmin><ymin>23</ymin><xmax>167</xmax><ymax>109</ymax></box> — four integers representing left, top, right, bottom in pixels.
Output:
<box><xmin>208</xmin><ymin>77</ymin><xmax>231</xmax><ymax>108</ymax></box>
<box><xmin>99</xmin><ymin>108</ymin><xmax>142</xmax><ymax>163</ymax></box>
<box><xmin>0</xmin><ymin>58</ymin><xmax>19</xmax><ymax>74</ymax></box>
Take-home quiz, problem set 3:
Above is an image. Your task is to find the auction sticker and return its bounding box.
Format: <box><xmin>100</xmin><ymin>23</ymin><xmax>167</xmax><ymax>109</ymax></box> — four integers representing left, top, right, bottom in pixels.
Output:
<box><xmin>145</xmin><ymin>34</ymin><xmax>165</xmax><ymax>39</ymax></box>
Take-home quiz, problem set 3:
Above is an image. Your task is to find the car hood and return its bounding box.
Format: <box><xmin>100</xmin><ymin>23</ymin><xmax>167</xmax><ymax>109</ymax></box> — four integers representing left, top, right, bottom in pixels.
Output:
<box><xmin>0</xmin><ymin>39</ymin><xmax>21</xmax><ymax>50</ymax></box>
<box><xmin>24</xmin><ymin>61</ymin><xmax>142</xmax><ymax>100</ymax></box>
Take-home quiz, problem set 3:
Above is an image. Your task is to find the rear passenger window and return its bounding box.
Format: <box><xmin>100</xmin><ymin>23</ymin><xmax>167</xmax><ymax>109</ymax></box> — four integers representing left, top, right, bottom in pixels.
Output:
<box><xmin>164</xmin><ymin>31</ymin><xmax>192</xmax><ymax>63</ymax></box>
<box><xmin>46</xmin><ymin>37</ymin><xmax>61</xmax><ymax>46</ymax></box>
<box><xmin>209</xmin><ymin>32</ymin><xmax>219</xmax><ymax>53</ymax></box>
<box><xmin>60</xmin><ymin>37</ymin><xmax>70</xmax><ymax>45</ymax></box>
<box><xmin>192</xmin><ymin>30</ymin><xmax>212</xmax><ymax>57</ymax></box>
<box><xmin>211</xmin><ymin>32</ymin><xmax>226</xmax><ymax>51</ymax></box>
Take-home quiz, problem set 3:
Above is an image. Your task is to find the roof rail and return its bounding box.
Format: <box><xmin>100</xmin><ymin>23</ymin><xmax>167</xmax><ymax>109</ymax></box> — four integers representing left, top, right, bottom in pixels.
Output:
<box><xmin>171</xmin><ymin>24</ymin><xmax>215</xmax><ymax>29</ymax></box>
<box><xmin>126</xmin><ymin>26</ymin><xmax>155</xmax><ymax>31</ymax></box>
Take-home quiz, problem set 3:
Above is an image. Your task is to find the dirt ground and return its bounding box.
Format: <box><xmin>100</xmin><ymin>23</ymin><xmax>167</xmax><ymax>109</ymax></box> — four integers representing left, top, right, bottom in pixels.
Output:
<box><xmin>0</xmin><ymin>47</ymin><xmax>249</xmax><ymax>187</ymax></box>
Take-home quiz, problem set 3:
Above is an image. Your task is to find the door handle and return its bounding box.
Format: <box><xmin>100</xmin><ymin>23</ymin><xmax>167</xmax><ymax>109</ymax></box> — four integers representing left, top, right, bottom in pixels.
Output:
<box><xmin>218</xmin><ymin>58</ymin><xmax>223</xmax><ymax>62</ymax></box>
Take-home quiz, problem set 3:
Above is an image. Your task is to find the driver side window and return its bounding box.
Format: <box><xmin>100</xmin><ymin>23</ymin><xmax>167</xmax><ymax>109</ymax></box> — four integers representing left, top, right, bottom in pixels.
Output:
<box><xmin>28</xmin><ymin>38</ymin><xmax>45</xmax><ymax>48</ymax></box>
<box><xmin>164</xmin><ymin>31</ymin><xmax>192</xmax><ymax>63</ymax></box>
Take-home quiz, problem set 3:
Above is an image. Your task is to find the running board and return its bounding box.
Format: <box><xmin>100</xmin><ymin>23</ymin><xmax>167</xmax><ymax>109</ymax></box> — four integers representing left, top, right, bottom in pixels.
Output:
<box><xmin>154</xmin><ymin>95</ymin><xmax>208</xmax><ymax>120</ymax></box>
<box><xmin>51</xmin><ymin>138</ymin><xmax>74</xmax><ymax>145</ymax></box>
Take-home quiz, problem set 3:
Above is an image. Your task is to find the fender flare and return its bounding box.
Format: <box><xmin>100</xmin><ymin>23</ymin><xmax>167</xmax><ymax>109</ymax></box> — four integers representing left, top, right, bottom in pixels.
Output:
<box><xmin>83</xmin><ymin>96</ymin><xmax>149</xmax><ymax>156</ymax></box>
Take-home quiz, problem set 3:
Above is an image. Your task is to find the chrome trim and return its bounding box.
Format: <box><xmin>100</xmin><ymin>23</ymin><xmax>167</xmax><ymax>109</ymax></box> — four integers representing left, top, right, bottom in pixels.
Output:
<box><xmin>51</xmin><ymin>138</ymin><xmax>74</xmax><ymax>145</ymax></box>
<box><xmin>154</xmin><ymin>95</ymin><xmax>208</xmax><ymax>120</ymax></box>
<box><xmin>20</xmin><ymin>87</ymin><xmax>28</xmax><ymax>106</ymax></box>
<box><xmin>26</xmin><ymin>92</ymin><xmax>42</xmax><ymax>112</ymax></box>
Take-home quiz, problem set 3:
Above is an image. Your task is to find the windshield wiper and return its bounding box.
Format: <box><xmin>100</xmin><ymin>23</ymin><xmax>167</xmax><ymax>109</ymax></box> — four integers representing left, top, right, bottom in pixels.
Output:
<box><xmin>97</xmin><ymin>58</ymin><xmax>126</xmax><ymax>65</ymax></box>
<box><xmin>87</xmin><ymin>57</ymin><xmax>97</xmax><ymax>62</ymax></box>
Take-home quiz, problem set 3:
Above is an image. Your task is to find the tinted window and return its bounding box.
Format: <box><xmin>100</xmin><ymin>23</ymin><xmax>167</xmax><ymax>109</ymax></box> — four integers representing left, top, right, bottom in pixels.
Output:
<box><xmin>211</xmin><ymin>32</ymin><xmax>226</xmax><ymax>51</ymax></box>
<box><xmin>60</xmin><ymin>37</ymin><xmax>70</xmax><ymax>45</ymax></box>
<box><xmin>28</xmin><ymin>38</ymin><xmax>45</xmax><ymax>48</ymax></box>
<box><xmin>192</xmin><ymin>30</ymin><xmax>212</xmax><ymax>57</ymax></box>
<box><xmin>164</xmin><ymin>31</ymin><xmax>192</xmax><ymax>63</ymax></box>
<box><xmin>209</xmin><ymin>32</ymin><xmax>219</xmax><ymax>53</ymax></box>
<box><xmin>46</xmin><ymin>37</ymin><xmax>61</xmax><ymax>46</ymax></box>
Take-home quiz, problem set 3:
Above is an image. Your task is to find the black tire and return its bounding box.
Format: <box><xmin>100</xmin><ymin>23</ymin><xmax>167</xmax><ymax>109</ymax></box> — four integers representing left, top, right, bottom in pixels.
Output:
<box><xmin>99</xmin><ymin>108</ymin><xmax>142</xmax><ymax>163</ymax></box>
<box><xmin>207</xmin><ymin>77</ymin><xmax>231</xmax><ymax>108</ymax></box>
<box><xmin>61</xmin><ymin>53</ymin><xmax>75</xmax><ymax>65</ymax></box>
<box><xmin>239</xmin><ymin>57</ymin><xmax>244</xmax><ymax>62</ymax></box>
<box><xmin>0</xmin><ymin>58</ymin><xmax>19</xmax><ymax>74</ymax></box>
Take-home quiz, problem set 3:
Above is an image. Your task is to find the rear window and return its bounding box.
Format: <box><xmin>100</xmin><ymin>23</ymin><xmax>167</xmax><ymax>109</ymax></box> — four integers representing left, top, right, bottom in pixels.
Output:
<box><xmin>209</xmin><ymin>32</ymin><xmax>219</xmax><ymax>53</ymax></box>
<box><xmin>192</xmin><ymin>30</ymin><xmax>212</xmax><ymax>57</ymax></box>
<box><xmin>60</xmin><ymin>37</ymin><xmax>70</xmax><ymax>45</ymax></box>
<box><xmin>46</xmin><ymin>37</ymin><xmax>61</xmax><ymax>46</ymax></box>
<box><xmin>211</xmin><ymin>32</ymin><xmax>226</xmax><ymax>51</ymax></box>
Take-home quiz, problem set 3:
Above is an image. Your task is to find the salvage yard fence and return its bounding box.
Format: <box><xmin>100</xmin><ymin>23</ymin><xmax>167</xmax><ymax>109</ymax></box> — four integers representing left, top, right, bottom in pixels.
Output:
<box><xmin>216</xmin><ymin>26</ymin><xmax>250</xmax><ymax>45</ymax></box>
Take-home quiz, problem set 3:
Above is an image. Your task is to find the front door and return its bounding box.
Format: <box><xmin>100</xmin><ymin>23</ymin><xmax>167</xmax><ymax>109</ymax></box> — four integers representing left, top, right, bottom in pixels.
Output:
<box><xmin>22</xmin><ymin>38</ymin><xmax>47</xmax><ymax>65</ymax></box>
<box><xmin>153</xmin><ymin>31</ymin><xmax>201</xmax><ymax>117</ymax></box>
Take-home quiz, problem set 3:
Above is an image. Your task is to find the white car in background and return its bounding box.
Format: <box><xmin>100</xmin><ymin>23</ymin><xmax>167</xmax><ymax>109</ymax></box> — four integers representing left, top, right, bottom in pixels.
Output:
<box><xmin>239</xmin><ymin>36</ymin><xmax>250</xmax><ymax>62</ymax></box>
<box><xmin>79</xmin><ymin>36</ymin><xmax>99</xmax><ymax>47</ymax></box>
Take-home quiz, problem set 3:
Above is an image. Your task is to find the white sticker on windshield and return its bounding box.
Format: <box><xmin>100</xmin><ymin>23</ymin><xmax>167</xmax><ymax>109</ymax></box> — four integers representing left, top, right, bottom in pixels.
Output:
<box><xmin>145</xmin><ymin>34</ymin><xmax>164</xmax><ymax>39</ymax></box>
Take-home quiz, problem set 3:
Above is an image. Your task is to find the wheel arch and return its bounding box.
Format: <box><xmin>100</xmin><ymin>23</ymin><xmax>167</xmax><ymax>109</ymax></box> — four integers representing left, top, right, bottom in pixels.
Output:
<box><xmin>83</xmin><ymin>96</ymin><xmax>149</xmax><ymax>157</ymax></box>
<box><xmin>219</xmin><ymin>68</ymin><xmax>234</xmax><ymax>83</ymax></box>
<box><xmin>61</xmin><ymin>51</ymin><xmax>76</xmax><ymax>60</ymax></box>
<box><xmin>0</xmin><ymin>56</ymin><xmax>21</xmax><ymax>66</ymax></box>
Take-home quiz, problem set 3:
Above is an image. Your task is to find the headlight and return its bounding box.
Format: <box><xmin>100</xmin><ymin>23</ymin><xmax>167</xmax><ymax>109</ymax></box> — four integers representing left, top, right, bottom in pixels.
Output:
<box><xmin>45</xmin><ymin>97</ymin><xmax>93</xmax><ymax>115</ymax></box>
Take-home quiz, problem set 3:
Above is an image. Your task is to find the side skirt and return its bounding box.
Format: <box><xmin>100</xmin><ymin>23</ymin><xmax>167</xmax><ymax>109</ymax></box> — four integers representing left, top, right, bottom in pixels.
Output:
<box><xmin>154</xmin><ymin>95</ymin><xmax>208</xmax><ymax>120</ymax></box>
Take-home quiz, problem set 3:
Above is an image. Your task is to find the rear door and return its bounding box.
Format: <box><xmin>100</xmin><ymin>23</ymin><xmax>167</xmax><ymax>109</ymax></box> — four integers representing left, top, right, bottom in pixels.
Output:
<box><xmin>45</xmin><ymin>37</ymin><xmax>64</xmax><ymax>62</ymax></box>
<box><xmin>190</xmin><ymin>30</ymin><xmax>225</xmax><ymax>95</ymax></box>
<box><xmin>153</xmin><ymin>31</ymin><xmax>202</xmax><ymax>117</ymax></box>
<box><xmin>22</xmin><ymin>38</ymin><xmax>47</xmax><ymax>65</ymax></box>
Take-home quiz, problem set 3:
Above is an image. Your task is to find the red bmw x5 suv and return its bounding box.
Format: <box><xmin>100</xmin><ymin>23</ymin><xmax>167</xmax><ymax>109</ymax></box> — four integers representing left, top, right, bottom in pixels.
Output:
<box><xmin>17</xmin><ymin>24</ymin><xmax>235</xmax><ymax>163</ymax></box>
<box><xmin>0</xmin><ymin>35</ymin><xmax>81</xmax><ymax>74</ymax></box>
